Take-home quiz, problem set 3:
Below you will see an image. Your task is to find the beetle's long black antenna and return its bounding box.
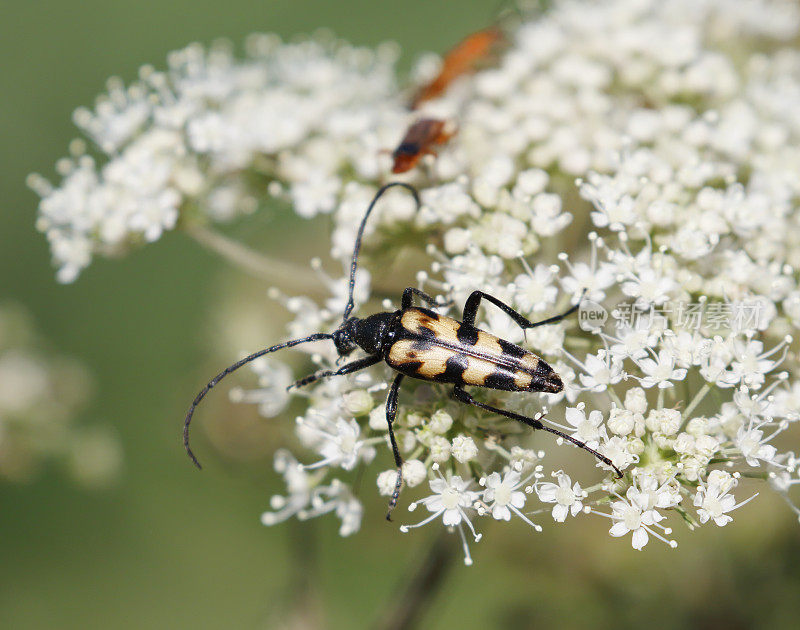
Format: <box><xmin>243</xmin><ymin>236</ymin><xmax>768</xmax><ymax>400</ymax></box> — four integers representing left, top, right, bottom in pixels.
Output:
<box><xmin>184</xmin><ymin>332</ymin><xmax>333</xmax><ymax>469</ymax></box>
<box><xmin>342</xmin><ymin>182</ymin><xmax>420</xmax><ymax>322</ymax></box>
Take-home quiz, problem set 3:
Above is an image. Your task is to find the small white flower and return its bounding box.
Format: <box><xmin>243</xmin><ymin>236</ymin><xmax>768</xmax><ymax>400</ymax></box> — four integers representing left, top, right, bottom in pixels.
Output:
<box><xmin>725</xmin><ymin>338</ymin><xmax>788</xmax><ymax>390</ymax></box>
<box><xmin>513</xmin><ymin>264</ymin><xmax>558</xmax><ymax>313</ymax></box>
<box><xmin>562</xmin><ymin>404</ymin><xmax>606</xmax><ymax>448</ymax></box>
<box><xmin>368</xmin><ymin>405</ymin><xmax>389</xmax><ymax>431</ymax></box>
<box><xmin>406</xmin><ymin>475</ymin><xmax>476</xmax><ymax>527</ymax></box>
<box><xmin>508</xmin><ymin>446</ymin><xmax>542</xmax><ymax>473</ymax></box>
<box><xmin>637</xmin><ymin>350</ymin><xmax>688</xmax><ymax>389</ymax></box>
<box><xmin>302</xmin><ymin>418</ymin><xmax>375</xmax><ymax>471</ymax></box>
<box><xmin>608</xmin><ymin>498</ymin><xmax>656</xmax><ymax>550</ymax></box>
<box><xmin>261</xmin><ymin>450</ymin><xmax>313</xmax><ymax>527</ymax></box>
<box><xmin>621</xmin><ymin>268</ymin><xmax>677</xmax><ymax>308</ymax></box>
<box><xmin>228</xmin><ymin>357</ymin><xmax>294</xmax><ymax>418</ymax></box>
<box><xmin>578</xmin><ymin>351</ymin><xmax>624</xmax><ymax>392</ymax></box>
<box><xmin>536</xmin><ymin>472</ymin><xmax>585</xmax><ymax>522</ymax></box>
<box><xmin>480</xmin><ymin>470</ymin><xmax>541</xmax><ymax>531</ymax></box>
<box><xmin>299</xmin><ymin>479</ymin><xmax>364</xmax><ymax>537</ymax></box>
<box><xmin>605</xmin><ymin>483</ymin><xmax>677</xmax><ymax>550</ymax></box>
<box><xmin>633</xmin><ymin>473</ymin><xmax>682</xmax><ymax>510</ymax></box>
<box><xmin>400</xmin><ymin>469</ymin><xmax>482</xmax><ymax>565</ymax></box>
<box><xmin>663</xmin><ymin>331</ymin><xmax>712</xmax><ymax>367</ymax></box>
<box><xmin>560</xmin><ymin>260</ymin><xmax>616</xmax><ymax>304</ymax></box>
<box><xmin>587</xmin><ymin>193</ymin><xmax>637</xmax><ymax>231</ymax></box>
<box><xmin>694</xmin><ymin>478</ymin><xmax>757</xmax><ymax>527</ymax></box>
<box><xmin>599</xmin><ymin>436</ymin><xmax>638</xmax><ymax>473</ymax></box>
<box><xmin>735</xmin><ymin>426</ymin><xmax>778</xmax><ymax>467</ymax></box>
<box><xmin>608</xmin><ymin>321</ymin><xmax>657</xmax><ymax>361</ymax></box>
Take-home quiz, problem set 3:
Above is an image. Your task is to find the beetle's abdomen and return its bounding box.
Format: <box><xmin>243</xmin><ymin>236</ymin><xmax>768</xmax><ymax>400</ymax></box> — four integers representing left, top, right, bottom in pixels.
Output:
<box><xmin>385</xmin><ymin>308</ymin><xmax>562</xmax><ymax>393</ymax></box>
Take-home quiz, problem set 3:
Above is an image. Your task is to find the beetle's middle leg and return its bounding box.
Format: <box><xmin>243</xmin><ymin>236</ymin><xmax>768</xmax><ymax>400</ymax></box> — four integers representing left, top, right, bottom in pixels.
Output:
<box><xmin>401</xmin><ymin>287</ymin><xmax>452</xmax><ymax>310</ymax></box>
<box><xmin>287</xmin><ymin>354</ymin><xmax>380</xmax><ymax>391</ymax></box>
<box><xmin>451</xmin><ymin>385</ymin><xmax>623</xmax><ymax>477</ymax></box>
<box><xmin>385</xmin><ymin>373</ymin><xmax>405</xmax><ymax>521</ymax></box>
<box><xmin>461</xmin><ymin>290</ymin><xmax>583</xmax><ymax>330</ymax></box>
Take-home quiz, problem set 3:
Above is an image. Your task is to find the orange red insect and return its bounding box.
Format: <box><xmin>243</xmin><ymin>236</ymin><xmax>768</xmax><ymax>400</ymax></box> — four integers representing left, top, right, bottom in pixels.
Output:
<box><xmin>391</xmin><ymin>118</ymin><xmax>455</xmax><ymax>174</ymax></box>
<box><xmin>410</xmin><ymin>27</ymin><xmax>504</xmax><ymax>109</ymax></box>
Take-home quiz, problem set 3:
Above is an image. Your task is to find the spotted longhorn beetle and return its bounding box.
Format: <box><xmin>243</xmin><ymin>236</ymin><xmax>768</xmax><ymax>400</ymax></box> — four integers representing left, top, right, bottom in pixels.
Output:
<box><xmin>183</xmin><ymin>182</ymin><xmax>622</xmax><ymax>519</ymax></box>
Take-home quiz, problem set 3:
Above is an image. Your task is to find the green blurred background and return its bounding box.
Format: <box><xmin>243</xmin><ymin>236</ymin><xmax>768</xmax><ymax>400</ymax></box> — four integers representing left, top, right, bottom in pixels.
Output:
<box><xmin>2</xmin><ymin>1</ymin><xmax>800</xmax><ymax>628</ymax></box>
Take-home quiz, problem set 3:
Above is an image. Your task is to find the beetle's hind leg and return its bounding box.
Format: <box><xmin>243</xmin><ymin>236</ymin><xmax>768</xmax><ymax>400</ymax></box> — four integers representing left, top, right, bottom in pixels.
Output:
<box><xmin>451</xmin><ymin>386</ymin><xmax>623</xmax><ymax>478</ymax></box>
<box><xmin>385</xmin><ymin>373</ymin><xmax>406</xmax><ymax>520</ymax></box>
<box><xmin>287</xmin><ymin>355</ymin><xmax>380</xmax><ymax>391</ymax></box>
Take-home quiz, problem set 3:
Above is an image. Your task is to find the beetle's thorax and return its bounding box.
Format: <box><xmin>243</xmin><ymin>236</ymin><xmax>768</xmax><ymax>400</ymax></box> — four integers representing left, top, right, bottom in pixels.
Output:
<box><xmin>335</xmin><ymin>312</ymin><xmax>399</xmax><ymax>357</ymax></box>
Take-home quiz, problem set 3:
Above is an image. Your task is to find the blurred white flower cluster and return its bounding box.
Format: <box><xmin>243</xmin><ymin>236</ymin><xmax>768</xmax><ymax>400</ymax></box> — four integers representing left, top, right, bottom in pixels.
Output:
<box><xmin>0</xmin><ymin>304</ymin><xmax>121</xmax><ymax>486</ymax></box>
<box><xmin>29</xmin><ymin>34</ymin><xmax>403</xmax><ymax>282</ymax></box>
<box><xmin>35</xmin><ymin>0</ymin><xmax>800</xmax><ymax>562</ymax></box>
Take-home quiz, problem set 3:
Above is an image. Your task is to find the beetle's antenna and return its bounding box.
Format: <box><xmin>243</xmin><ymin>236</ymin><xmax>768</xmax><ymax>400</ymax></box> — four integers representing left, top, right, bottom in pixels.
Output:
<box><xmin>342</xmin><ymin>182</ymin><xmax>420</xmax><ymax>322</ymax></box>
<box><xmin>184</xmin><ymin>332</ymin><xmax>333</xmax><ymax>469</ymax></box>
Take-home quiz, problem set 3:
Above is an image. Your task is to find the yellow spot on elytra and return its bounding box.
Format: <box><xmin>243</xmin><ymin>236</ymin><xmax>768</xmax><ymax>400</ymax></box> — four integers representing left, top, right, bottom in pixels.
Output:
<box><xmin>462</xmin><ymin>356</ymin><xmax>497</xmax><ymax>386</ymax></box>
<box><xmin>514</xmin><ymin>371</ymin><xmax>533</xmax><ymax>389</ymax></box>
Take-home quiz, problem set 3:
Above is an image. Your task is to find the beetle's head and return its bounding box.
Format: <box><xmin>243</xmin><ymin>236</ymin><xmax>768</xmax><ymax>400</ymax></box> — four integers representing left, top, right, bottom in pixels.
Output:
<box><xmin>332</xmin><ymin>318</ymin><xmax>359</xmax><ymax>356</ymax></box>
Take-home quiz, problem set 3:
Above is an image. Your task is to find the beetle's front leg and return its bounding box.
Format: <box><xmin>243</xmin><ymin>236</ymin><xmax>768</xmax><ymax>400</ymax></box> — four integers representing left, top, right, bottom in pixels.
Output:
<box><xmin>286</xmin><ymin>354</ymin><xmax>380</xmax><ymax>391</ymax></box>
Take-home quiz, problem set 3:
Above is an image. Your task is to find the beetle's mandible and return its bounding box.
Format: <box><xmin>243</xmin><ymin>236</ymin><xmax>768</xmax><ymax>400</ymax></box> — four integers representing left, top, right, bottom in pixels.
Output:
<box><xmin>183</xmin><ymin>182</ymin><xmax>623</xmax><ymax>520</ymax></box>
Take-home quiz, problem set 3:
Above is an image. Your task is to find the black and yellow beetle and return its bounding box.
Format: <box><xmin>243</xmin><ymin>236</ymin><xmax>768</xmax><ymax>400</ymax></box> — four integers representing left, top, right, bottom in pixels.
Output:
<box><xmin>183</xmin><ymin>182</ymin><xmax>622</xmax><ymax>518</ymax></box>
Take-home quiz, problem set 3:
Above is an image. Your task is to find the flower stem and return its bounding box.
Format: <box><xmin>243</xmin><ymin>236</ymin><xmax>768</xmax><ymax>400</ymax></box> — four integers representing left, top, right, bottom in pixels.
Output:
<box><xmin>373</xmin><ymin>529</ymin><xmax>457</xmax><ymax>630</ymax></box>
<box><xmin>607</xmin><ymin>386</ymin><xmax>623</xmax><ymax>408</ymax></box>
<box><xmin>185</xmin><ymin>223</ymin><xmax>322</xmax><ymax>292</ymax></box>
<box><xmin>683</xmin><ymin>382</ymin><xmax>711</xmax><ymax>420</ymax></box>
<box><xmin>263</xmin><ymin>519</ymin><xmax>325</xmax><ymax>628</ymax></box>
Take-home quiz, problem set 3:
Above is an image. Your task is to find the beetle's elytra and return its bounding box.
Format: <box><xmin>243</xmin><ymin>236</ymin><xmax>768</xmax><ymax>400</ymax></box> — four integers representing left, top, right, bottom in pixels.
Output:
<box><xmin>183</xmin><ymin>182</ymin><xmax>622</xmax><ymax>520</ymax></box>
<box><xmin>387</xmin><ymin>307</ymin><xmax>562</xmax><ymax>393</ymax></box>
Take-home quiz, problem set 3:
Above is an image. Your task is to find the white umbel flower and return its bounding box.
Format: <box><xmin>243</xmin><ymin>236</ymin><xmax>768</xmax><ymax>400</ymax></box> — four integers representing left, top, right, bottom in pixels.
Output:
<box><xmin>478</xmin><ymin>470</ymin><xmax>542</xmax><ymax>532</ymax></box>
<box><xmin>400</xmin><ymin>467</ymin><xmax>482</xmax><ymax>565</ymax></box>
<box><xmin>694</xmin><ymin>474</ymin><xmax>758</xmax><ymax>527</ymax></box>
<box><xmin>536</xmin><ymin>472</ymin><xmax>586</xmax><ymax>522</ymax></box>
<box><xmin>36</xmin><ymin>0</ymin><xmax>800</xmax><ymax>559</ymax></box>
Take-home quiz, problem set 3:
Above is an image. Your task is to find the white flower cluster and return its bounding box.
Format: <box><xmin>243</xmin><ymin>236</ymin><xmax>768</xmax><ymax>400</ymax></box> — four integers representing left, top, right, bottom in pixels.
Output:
<box><xmin>37</xmin><ymin>0</ymin><xmax>800</xmax><ymax>562</ymax></box>
<box><xmin>29</xmin><ymin>34</ymin><xmax>404</xmax><ymax>282</ymax></box>
<box><xmin>0</xmin><ymin>303</ymin><xmax>121</xmax><ymax>486</ymax></box>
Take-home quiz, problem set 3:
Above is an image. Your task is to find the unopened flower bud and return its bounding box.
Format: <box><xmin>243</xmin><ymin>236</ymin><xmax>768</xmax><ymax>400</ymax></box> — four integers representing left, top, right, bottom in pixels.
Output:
<box><xmin>452</xmin><ymin>435</ymin><xmax>478</xmax><ymax>463</ymax></box>
<box><xmin>343</xmin><ymin>390</ymin><xmax>373</xmax><ymax>416</ymax></box>
<box><xmin>624</xmin><ymin>387</ymin><xmax>648</xmax><ymax>415</ymax></box>
<box><xmin>402</xmin><ymin>460</ymin><xmax>427</xmax><ymax>487</ymax></box>
<box><xmin>608</xmin><ymin>408</ymin><xmax>636</xmax><ymax>435</ymax></box>
<box><xmin>429</xmin><ymin>436</ymin><xmax>451</xmax><ymax>463</ymax></box>
<box><xmin>377</xmin><ymin>470</ymin><xmax>397</xmax><ymax>496</ymax></box>
<box><xmin>428</xmin><ymin>409</ymin><xmax>453</xmax><ymax>434</ymax></box>
<box><xmin>368</xmin><ymin>405</ymin><xmax>388</xmax><ymax>431</ymax></box>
